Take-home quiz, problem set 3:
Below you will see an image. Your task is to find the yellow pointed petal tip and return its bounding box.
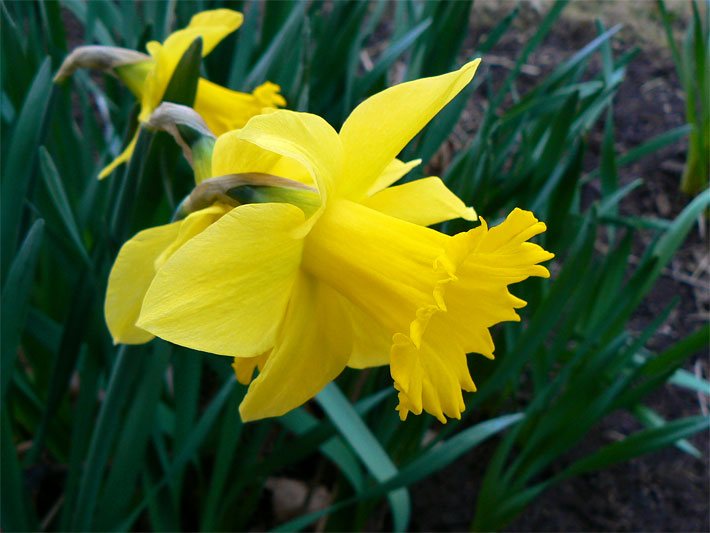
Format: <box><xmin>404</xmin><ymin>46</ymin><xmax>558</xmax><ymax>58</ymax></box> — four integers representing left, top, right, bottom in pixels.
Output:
<box><xmin>232</xmin><ymin>353</ymin><xmax>269</xmax><ymax>385</ymax></box>
<box><xmin>362</xmin><ymin>176</ymin><xmax>478</xmax><ymax>226</ymax></box>
<box><xmin>391</xmin><ymin>207</ymin><xmax>552</xmax><ymax>423</ymax></box>
<box><xmin>337</xmin><ymin>58</ymin><xmax>482</xmax><ymax>199</ymax></box>
<box><xmin>187</xmin><ymin>9</ymin><xmax>244</xmax><ymax>55</ymax></box>
<box><xmin>253</xmin><ymin>81</ymin><xmax>287</xmax><ymax>108</ymax></box>
<box><xmin>98</xmin><ymin>130</ymin><xmax>139</xmax><ymax>180</ymax></box>
<box><xmin>237</xmin><ymin>273</ymin><xmax>353</xmax><ymax>423</ymax></box>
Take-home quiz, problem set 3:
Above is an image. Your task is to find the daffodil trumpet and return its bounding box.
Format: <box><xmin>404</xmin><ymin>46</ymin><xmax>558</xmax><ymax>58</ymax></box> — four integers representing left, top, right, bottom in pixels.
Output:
<box><xmin>55</xmin><ymin>9</ymin><xmax>286</xmax><ymax>179</ymax></box>
<box><xmin>105</xmin><ymin>59</ymin><xmax>554</xmax><ymax>423</ymax></box>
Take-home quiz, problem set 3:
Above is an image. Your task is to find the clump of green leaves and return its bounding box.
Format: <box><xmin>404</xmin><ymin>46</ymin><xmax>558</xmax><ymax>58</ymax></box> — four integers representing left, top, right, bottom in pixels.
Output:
<box><xmin>1</xmin><ymin>1</ymin><xmax>707</xmax><ymax>532</ymax></box>
<box><xmin>658</xmin><ymin>0</ymin><xmax>709</xmax><ymax>195</ymax></box>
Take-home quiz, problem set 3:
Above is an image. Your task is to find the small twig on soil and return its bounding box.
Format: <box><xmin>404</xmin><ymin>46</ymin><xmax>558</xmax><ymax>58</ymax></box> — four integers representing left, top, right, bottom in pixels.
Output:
<box><xmin>359</xmin><ymin>50</ymin><xmax>373</xmax><ymax>71</ymax></box>
<box><xmin>485</xmin><ymin>54</ymin><xmax>541</xmax><ymax>76</ymax></box>
<box><xmin>40</xmin><ymin>495</ymin><xmax>64</xmax><ymax>530</ymax></box>
<box><xmin>595</xmin><ymin>242</ymin><xmax>709</xmax><ymax>290</ymax></box>
<box><xmin>694</xmin><ymin>360</ymin><xmax>709</xmax><ymax>416</ymax></box>
<box><xmin>640</xmin><ymin>77</ymin><xmax>667</xmax><ymax>94</ymax></box>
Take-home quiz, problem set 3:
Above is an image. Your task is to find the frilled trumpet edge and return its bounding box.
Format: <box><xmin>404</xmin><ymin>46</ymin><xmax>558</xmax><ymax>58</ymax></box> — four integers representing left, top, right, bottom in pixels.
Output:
<box><xmin>392</xmin><ymin>208</ymin><xmax>553</xmax><ymax>422</ymax></box>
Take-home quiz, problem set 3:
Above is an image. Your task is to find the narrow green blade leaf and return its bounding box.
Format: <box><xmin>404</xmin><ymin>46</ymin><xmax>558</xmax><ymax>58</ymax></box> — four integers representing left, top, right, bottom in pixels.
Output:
<box><xmin>119</xmin><ymin>378</ymin><xmax>237</xmax><ymax>531</ymax></box>
<box><xmin>243</xmin><ymin>2</ymin><xmax>306</xmax><ymax>90</ymax></box>
<box><xmin>316</xmin><ymin>383</ymin><xmax>411</xmax><ymax>532</ymax></box>
<box><xmin>71</xmin><ymin>346</ymin><xmax>145</xmax><ymax>531</ymax></box>
<box><xmin>1</xmin><ymin>59</ymin><xmax>52</xmax><ymax>277</ymax></box>
<box><xmin>378</xmin><ymin>413</ymin><xmax>523</xmax><ymax>494</ymax></box>
<box><xmin>670</xmin><ymin>368</ymin><xmax>710</xmax><ymax>395</ymax></box>
<box><xmin>38</xmin><ymin>146</ymin><xmax>90</xmax><ymax>264</ymax></box>
<box><xmin>274</xmin><ymin>413</ymin><xmax>523</xmax><ymax>532</ymax></box>
<box><xmin>633</xmin><ymin>405</ymin><xmax>701</xmax><ymax>458</ymax></box>
<box><xmin>0</xmin><ymin>219</ymin><xmax>44</xmax><ymax>404</ymax></box>
<box><xmin>355</xmin><ymin>18</ymin><xmax>431</xmax><ymax>97</ymax></box>
<box><xmin>561</xmin><ymin>415</ymin><xmax>710</xmax><ymax>478</ymax></box>
<box><xmin>1</xmin><ymin>408</ymin><xmax>37</xmax><ymax>531</ymax></box>
<box><xmin>161</xmin><ymin>37</ymin><xmax>202</xmax><ymax>106</ymax></box>
<box><xmin>96</xmin><ymin>344</ymin><xmax>171</xmax><ymax>528</ymax></box>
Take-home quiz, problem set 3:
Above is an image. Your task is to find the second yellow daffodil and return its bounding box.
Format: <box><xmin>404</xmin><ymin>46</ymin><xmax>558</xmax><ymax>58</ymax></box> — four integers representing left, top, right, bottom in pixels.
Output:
<box><xmin>55</xmin><ymin>9</ymin><xmax>285</xmax><ymax>179</ymax></box>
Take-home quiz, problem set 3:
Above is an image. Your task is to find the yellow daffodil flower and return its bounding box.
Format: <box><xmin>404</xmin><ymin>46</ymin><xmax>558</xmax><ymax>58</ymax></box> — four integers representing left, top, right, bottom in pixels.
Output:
<box><xmin>55</xmin><ymin>9</ymin><xmax>286</xmax><ymax>179</ymax></box>
<box><xmin>106</xmin><ymin>60</ymin><xmax>554</xmax><ymax>423</ymax></box>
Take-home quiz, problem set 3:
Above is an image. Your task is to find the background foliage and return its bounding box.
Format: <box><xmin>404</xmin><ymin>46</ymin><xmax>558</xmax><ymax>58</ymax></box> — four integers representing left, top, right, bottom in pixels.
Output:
<box><xmin>1</xmin><ymin>0</ymin><xmax>708</xmax><ymax>531</ymax></box>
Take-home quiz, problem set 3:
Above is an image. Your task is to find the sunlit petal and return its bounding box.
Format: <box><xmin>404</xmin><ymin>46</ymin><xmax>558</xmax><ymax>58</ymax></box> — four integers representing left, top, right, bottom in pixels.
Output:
<box><xmin>362</xmin><ymin>176</ymin><xmax>477</xmax><ymax>226</ymax></box>
<box><xmin>338</xmin><ymin>59</ymin><xmax>480</xmax><ymax>199</ymax></box>
<box><xmin>233</xmin><ymin>352</ymin><xmax>270</xmax><ymax>385</ymax></box>
<box><xmin>235</xmin><ymin>110</ymin><xmax>343</xmax><ymax>203</ymax></box>
<box><xmin>105</xmin><ymin>222</ymin><xmax>181</xmax><ymax>344</ymax></box>
<box><xmin>366</xmin><ymin>158</ymin><xmax>421</xmax><ymax>196</ymax></box>
<box><xmin>239</xmin><ymin>272</ymin><xmax>352</xmax><ymax>421</ymax></box>
<box><xmin>212</xmin><ymin>128</ymin><xmax>312</xmax><ymax>186</ymax></box>
<box><xmin>98</xmin><ymin>130</ymin><xmax>139</xmax><ymax>180</ymax></box>
<box><xmin>140</xmin><ymin>9</ymin><xmax>243</xmax><ymax>121</ymax></box>
<box><xmin>195</xmin><ymin>80</ymin><xmax>286</xmax><ymax>135</ymax></box>
<box><xmin>138</xmin><ymin>203</ymin><xmax>306</xmax><ymax>357</ymax></box>
<box><xmin>344</xmin><ymin>300</ymin><xmax>393</xmax><ymax>369</ymax></box>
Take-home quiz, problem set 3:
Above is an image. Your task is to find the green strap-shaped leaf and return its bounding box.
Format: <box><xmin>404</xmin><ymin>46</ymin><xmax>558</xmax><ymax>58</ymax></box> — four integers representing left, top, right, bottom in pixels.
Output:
<box><xmin>70</xmin><ymin>345</ymin><xmax>146</xmax><ymax>531</ymax></box>
<box><xmin>560</xmin><ymin>415</ymin><xmax>710</xmax><ymax>479</ymax></box>
<box><xmin>118</xmin><ymin>377</ymin><xmax>237</xmax><ymax>531</ymax></box>
<box><xmin>161</xmin><ymin>37</ymin><xmax>202</xmax><ymax>106</ymax></box>
<box><xmin>38</xmin><ymin>146</ymin><xmax>90</xmax><ymax>265</ymax></box>
<box><xmin>354</xmin><ymin>18</ymin><xmax>431</xmax><ymax>97</ymax></box>
<box><xmin>244</xmin><ymin>2</ymin><xmax>306</xmax><ymax>91</ymax></box>
<box><xmin>316</xmin><ymin>383</ymin><xmax>411</xmax><ymax>532</ymax></box>
<box><xmin>0</xmin><ymin>219</ymin><xmax>44</xmax><ymax>405</ymax></box>
<box><xmin>633</xmin><ymin>405</ymin><xmax>701</xmax><ymax>458</ymax></box>
<box><xmin>1</xmin><ymin>59</ymin><xmax>52</xmax><ymax>278</ymax></box>
<box><xmin>1</xmin><ymin>408</ymin><xmax>37</xmax><ymax>531</ymax></box>
<box><xmin>95</xmin><ymin>343</ymin><xmax>171</xmax><ymax>529</ymax></box>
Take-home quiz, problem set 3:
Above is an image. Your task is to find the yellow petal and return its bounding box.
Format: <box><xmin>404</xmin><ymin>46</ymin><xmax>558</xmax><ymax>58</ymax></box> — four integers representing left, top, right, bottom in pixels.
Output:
<box><xmin>239</xmin><ymin>272</ymin><xmax>352</xmax><ymax>421</ymax></box>
<box><xmin>114</xmin><ymin>60</ymin><xmax>153</xmax><ymax>98</ymax></box>
<box><xmin>366</xmin><ymin>158</ymin><xmax>421</xmax><ymax>196</ymax></box>
<box><xmin>105</xmin><ymin>222</ymin><xmax>182</xmax><ymax>344</ymax></box>
<box><xmin>392</xmin><ymin>322</ymin><xmax>474</xmax><ymax>424</ymax></box>
<box><xmin>232</xmin><ymin>352</ymin><xmax>270</xmax><ymax>385</ymax></box>
<box><xmin>361</xmin><ymin>176</ymin><xmax>477</xmax><ymax>226</ymax></box>
<box><xmin>140</xmin><ymin>9</ymin><xmax>243</xmax><ymax>121</ymax></box>
<box><xmin>98</xmin><ymin>130</ymin><xmax>139</xmax><ymax>179</ymax></box>
<box><xmin>182</xmin><ymin>9</ymin><xmax>244</xmax><ymax>56</ymax></box>
<box><xmin>212</xmin><ymin>129</ymin><xmax>313</xmax><ymax>186</ymax></box>
<box><xmin>338</xmin><ymin>60</ymin><xmax>480</xmax><ymax>200</ymax></box>
<box><xmin>137</xmin><ymin>203</ymin><xmax>306</xmax><ymax>357</ymax></box>
<box><xmin>211</xmin><ymin>128</ymin><xmax>321</xmax><ymax>215</ymax></box>
<box><xmin>235</xmin><ymin>110</ymin><xmax>343</xmax><ymax>204</ymax></box>
<box><xmin>194</xmin><ymin>79</ymin><xmax>286</xmax><ymax>135</ymax></box>
<box><xmin>154</xmin><ymin>203</ymin><xmax>229</xmax><ymax>270</ymax></box>
<box><xmin>344</xmin><ymin>300</ymin><xmax>392</xmax><ymax>369</ymax></box>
